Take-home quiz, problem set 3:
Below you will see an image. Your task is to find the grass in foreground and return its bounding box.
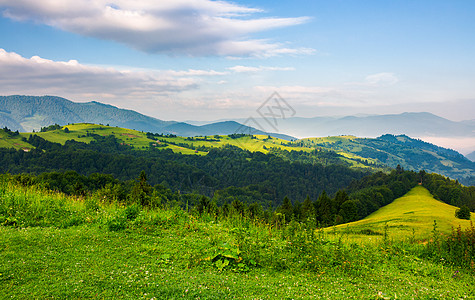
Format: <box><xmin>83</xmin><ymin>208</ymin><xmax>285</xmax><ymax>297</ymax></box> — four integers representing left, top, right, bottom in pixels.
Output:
<box><xmin>1</xmin><ymin>182</ymin><xmax>474</xmax><ymax>299</ymax></box>
<box><xmin>2</xmin><ymin>224</ymin><xmax>474</xmax><ymax>299</ymax></box>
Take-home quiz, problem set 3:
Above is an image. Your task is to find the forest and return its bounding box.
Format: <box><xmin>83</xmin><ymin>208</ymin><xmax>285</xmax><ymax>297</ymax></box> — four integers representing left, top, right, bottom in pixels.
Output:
<box><xmin>1</xmin><ymin>132</ymin><xmax>473</xmax><ymax>227</ymax></box>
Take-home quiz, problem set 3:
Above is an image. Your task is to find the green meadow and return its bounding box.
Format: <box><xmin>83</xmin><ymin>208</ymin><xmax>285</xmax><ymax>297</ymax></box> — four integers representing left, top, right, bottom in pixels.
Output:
<box><xmin>331</xmin><ymin>186</ymin><xmax>475</xmax><ymax>242</ymax></box>
<box><xmin>1</xmin><ymin>179</ymin><xmax>474</xmax><ymax>299</ymax></box>
<box><xmin>15</xmin><ymin>123</ymin><xmax>310</xmax><ymax>155</ymax></box>
<box><xmin>0</xmin><ymin>123</ymin><xmax>381</xmax><ymax>171</ymax></box>
<box><xmin>0</xmin><ymin>130</ymin><xmax>31</xmax><ymax>150</ymax></box>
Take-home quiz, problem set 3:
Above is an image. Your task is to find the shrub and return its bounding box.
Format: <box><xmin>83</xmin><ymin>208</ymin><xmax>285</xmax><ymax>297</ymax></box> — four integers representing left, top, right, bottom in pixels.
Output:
<box><xmin>455</xmin><ymin>205</ymin><xmax>471</xmax><ymax>220</ymax></box>
<box><xmin>124</xmin><ymin>203</ymin><xmax>141</xmax><ymax>220</ymax></box>
<box><xmin>107</xmin><ymin>215</ymin><xmax>126</xmax><ymax>231</ymax></box>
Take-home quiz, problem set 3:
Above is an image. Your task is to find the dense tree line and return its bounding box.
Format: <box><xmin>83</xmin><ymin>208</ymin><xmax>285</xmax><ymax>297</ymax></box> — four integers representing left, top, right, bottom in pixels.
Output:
<box><xmin>1</xmin><ymin>134</ymin><xmax>474</xmax><ymax>227</ymax></box>
<box><xmin>420</xmin><ymin>171</ymin><xmax>475</xmax><ymax>211</ymax></box>
<box><xmin>0</xmin><ymin>134</ymin><xmax>366</xmax><ymax>208</ymax></box>
<box><xmin>1</xmin><ymin>127</ymin><xmax>20</xmax><ymax>137</ymax></box>
<box><xmin>40</xmin><ymin>123</ymin><xmax>62</xmax><ymax>132</ymax></box>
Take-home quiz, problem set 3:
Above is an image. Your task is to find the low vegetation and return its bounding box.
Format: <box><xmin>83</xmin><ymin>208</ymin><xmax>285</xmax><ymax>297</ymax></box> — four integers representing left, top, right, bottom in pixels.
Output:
<box><xmin>331</xmin><ymin>186</ymin><xmax>474</xmax><ymax>240</ymax></box>
<box><xmin>1</xmin><ymin>177</ymin><xmax>474</xmax><ymax>298</ymax></box>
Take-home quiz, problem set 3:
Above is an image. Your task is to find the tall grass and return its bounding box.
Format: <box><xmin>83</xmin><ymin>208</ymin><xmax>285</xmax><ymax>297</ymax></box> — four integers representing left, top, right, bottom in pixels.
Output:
<box><xmin>423</xmin><ymin>222</ymin><xmax>475</xmax><ymax>271</ymax></box>
<box><xmin>0</xmin><ymin>175</ymin><xmax>105</xmax><ymax>228</ymax></box>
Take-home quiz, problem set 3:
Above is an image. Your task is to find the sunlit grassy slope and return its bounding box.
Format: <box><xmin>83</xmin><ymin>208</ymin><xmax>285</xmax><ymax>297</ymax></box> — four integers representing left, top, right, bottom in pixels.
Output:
<box><xmin>12</xmin><ymin>123</ymin><xmax>379</xmax><ymax>170</ymax></box>
<box><xmin>19</xmin><ymin>123</ymin><xmax>207</xmax><ymax>155</ymax></box>
<box><xmin>157</xmin><ymin>134</ymin><xmax>308</xmax><ymax>153</ymax></box>
<box><xmin>2</xmin><ymin>123</ymin><xmax>466</xmax><ymax>177</ymax></box>
<box><xmin>333</xmin><ymin>186</ymin><xmax>474</xmax><ymax>241</ymax></box>
<box><xmin>0</xmin><ymin>130</ymin><xmax>31</xmax><ymax>150</ymax></box>
<box><xmin>17</xmin><ymin>123</ymin><xmax>311</xmax><ymax>155</ymax></box>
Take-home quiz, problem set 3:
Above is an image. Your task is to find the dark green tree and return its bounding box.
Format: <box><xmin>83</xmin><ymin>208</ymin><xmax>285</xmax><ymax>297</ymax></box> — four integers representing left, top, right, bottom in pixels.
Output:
<box><xmin>334</xmin><ymin>190</ymin><xmax>349</xmax><ymax>212</ymax></box>
<box><xmin>317</xmin><ymin>191</ymin><xmax>333</xmax><ymax>225</ymax></box>
<box><xmin>301</xmin><ymin>195</ymin><xmax>314</xmax><ymax>220</ymax></box>
<box><xmin>455</xmin><ymin>205</ymin><xmax>471</xmax><ymax>220</ymax></box>
<box><xmin>339</xmin><ymin>200</ymin><xmax>358</xmax><ymax>223</ymax></box>
<box><xmin>278</xmin><ymin>196</ymin><xmax>294</xmax><ymax>222</ymax></box>
<box><xmin>197</xmin><ymin>195</ymin><xmax>211</xmax><ymax>215</ymax></box>
<box><xmin>248</xmin><ymin>202</ymin><xmax>263</xmax><ymax>219</ymax></box>
<box><xmin>129</xmin><ymin>171</ymin><xmax>152</xmax><ymax>206</ymax></box>
<box><xmin>231</xmin><ymin>199</ymin><xmax>246</xmax><ymax>217</ymax></box>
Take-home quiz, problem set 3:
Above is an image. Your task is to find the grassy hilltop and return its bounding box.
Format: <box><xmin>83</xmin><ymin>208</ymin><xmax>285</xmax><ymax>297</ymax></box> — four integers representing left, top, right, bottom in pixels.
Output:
<box><xmin>1</xmin><ymin>179</ymin><xmax>474</xmax><ymax>299</ymax></box>
<box><xmin>331</xmin><ymin>186</ymin><xmax>474</xmax><ymax>241</ymax></box>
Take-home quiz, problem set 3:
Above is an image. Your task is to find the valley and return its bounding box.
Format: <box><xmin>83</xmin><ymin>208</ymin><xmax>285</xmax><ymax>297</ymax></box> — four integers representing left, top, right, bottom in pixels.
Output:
<box><xmin>2</xmin><ymin>1</ymin><xmax>475</xmax><ymax>297</ymax></box>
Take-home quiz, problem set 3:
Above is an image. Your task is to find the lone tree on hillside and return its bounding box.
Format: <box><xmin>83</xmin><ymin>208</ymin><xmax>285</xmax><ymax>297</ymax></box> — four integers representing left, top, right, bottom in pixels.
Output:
<box><xmin>455</xmin><ymin>205</ymin><xmax>471</xmax><ymax>220</ymax></box>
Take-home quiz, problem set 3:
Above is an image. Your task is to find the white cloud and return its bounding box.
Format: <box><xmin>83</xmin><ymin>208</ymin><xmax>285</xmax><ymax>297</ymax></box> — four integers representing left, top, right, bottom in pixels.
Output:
<box><xmin>0</xmin><ymin>48</ymin><xmax>197</xmax><ymax>99</ymax></box>
<box><xmin>365</xmin><ymin>72</ymin><xmax>399</xmax><ymax>86</ymax></box>
<box><xmin>166</xmin><ymin>69</ymin><xmax>228</xmax><ymax>76</ymax></box>
<box><xmin>252</xmin><ymin>84</ymin><xmax>394</xmax><ymax>108</ymax></box>
<box><xmin>0</xmin><ymin>0</ymin><xmax>312</xmax><ymax>57</ymax></box>
<box><xmin>228</xmin><ymin>65</ymin><xmax>295</xmax><ymax>73</ymax></box>
<box><xmin>255</xmin><ymin>85</ymin><xmax>335</xmax><ymax>94</ymax></box>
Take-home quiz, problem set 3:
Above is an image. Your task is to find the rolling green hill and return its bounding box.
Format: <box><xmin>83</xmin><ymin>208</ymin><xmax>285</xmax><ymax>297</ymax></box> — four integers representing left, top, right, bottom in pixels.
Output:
<box><xmin>300</xmin><ymin>135</ymin><xmax>475</xmax><ymax>184</ymax></box>
<box><xmin>333</xmin><ymin>186</ymin><xmax>474</xmax><ymax>240</ymax></box>
<box><xmin>26</xmin><ymin>123</ymin><xmax>306</xmax><ymax>155</ymax></box>
<box><xmin>2</xmin><ymin>96</ymin><xmax>473</xmax><ymax>182</ymax></box>
<box><xmin>1</xmin><ymin>123</ymin><xmax>474</xmax><ymax>183</ymax></box>
<box><xmin>0</xmin><ymin>129</ymin><xmax>31</xmax><ymax>151</ymax></box>
<box><xmin>1</xmin><ymin>123</ymin><xmax>383</xmax><ymax>171</ymax></box>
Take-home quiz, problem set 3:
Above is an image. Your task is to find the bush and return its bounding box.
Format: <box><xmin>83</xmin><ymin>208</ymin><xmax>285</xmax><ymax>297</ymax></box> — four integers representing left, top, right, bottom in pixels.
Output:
<box><xmin>124</xmin><ymin>203</ymin><xmax>141</xmax><ymax>220</ymax></box>
<box><xmin>107</xmin><ymin>215</ymin><xmax>126</xmax><ymax>231</ymax></box>
<box><xmin>455</xmin><ymin>205</ymin><xmax>471</xmax><ymax>220</ymax></box>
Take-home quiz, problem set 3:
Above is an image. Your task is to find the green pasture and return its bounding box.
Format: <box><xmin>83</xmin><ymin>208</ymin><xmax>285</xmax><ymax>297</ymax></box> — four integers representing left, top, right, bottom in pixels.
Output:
<box><xmin>157</xmin><ymin>134</ymin><xmax>309</xmax><ymax>153</ymax></box>
<box><xmin>3</xmin><ymin>123</ymin><xmax>391</xmax><ymax>169</ymax></box>
<box><xmin>0</xmin><ymin>131</ymin><xmax>31</xmax><ymax>150</ymax></box>
<box><xmin>331</xmin><ymin>186</ymin><xmax>474</xmax><ymax>242</ymax></box>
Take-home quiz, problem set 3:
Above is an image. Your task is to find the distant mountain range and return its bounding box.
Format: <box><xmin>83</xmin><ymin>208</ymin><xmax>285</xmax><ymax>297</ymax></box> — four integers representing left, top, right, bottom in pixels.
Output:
<box><xmin>0</xmin><ymin>95</ymin><xmax>294</xmax><ymax>140</ymax></box>
<box><xmin>228</xmin><ymin>113</ymin><xmax>475</xmax><ymax>139</ymax></box>
<box><xmin>467</xmin><ymin>151</ymin><xmax>475</xmax><ymax>162</ymax></box>
<box><xmin>2</xmin><ymin>95</ymin><xmax>474</xmax><ymax>153</ymax></box>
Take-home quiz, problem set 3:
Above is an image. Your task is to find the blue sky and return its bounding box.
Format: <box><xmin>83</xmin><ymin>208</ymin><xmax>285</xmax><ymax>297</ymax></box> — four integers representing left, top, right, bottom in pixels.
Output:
<box><xmin>0</xmin><ymin>0</ymin><xmax>474</xmax><ymax>124</ymax></box>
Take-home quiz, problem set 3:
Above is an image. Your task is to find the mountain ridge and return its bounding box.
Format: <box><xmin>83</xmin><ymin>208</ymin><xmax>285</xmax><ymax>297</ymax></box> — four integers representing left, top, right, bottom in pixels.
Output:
<box><xmin>229</xmin><ymin>112</ymin><xmax>475</xmax><ymax>139</ymax></box>
<box><xmin>0</xmin><ymin>95</ymin><xmax>294</xmax><ymax>140</ymax></box>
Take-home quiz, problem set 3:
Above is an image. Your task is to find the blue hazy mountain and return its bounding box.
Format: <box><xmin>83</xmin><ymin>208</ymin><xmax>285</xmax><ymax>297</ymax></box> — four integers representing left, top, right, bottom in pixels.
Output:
<box><xmin>0</xmin><ymin>95</ymin><xmax>294</xmax><ymax>140</ymax></box>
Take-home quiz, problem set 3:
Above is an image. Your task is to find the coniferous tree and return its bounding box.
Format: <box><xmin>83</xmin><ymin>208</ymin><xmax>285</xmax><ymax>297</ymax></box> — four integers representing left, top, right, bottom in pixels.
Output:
<box><xmin>317</xmin><ymin>191</ymin><xmax>333</xmax><ymax>225</ymax></box>
<box><xmin>278</xmin><ymin>196</ymin><xmax>294</xmax><ymax>222</ymax></box>
<box><xmin>339</xmin><ymin>200</ymin><xmax>359</xmax><ymax>223</ymax></box>
<box><xmin>334</xmin><ymin>190</ymin><xmax>349</xmax><ymax>212</ymax></box>
<box><xmin>301</xmin><ymin>195</ymin><xmax>314</xmax><ymax>220</ymax></box>
<box><xmin>129</xmin><ymin>171</ymin><xmax>152</xmax><ymax>206</ymax></box>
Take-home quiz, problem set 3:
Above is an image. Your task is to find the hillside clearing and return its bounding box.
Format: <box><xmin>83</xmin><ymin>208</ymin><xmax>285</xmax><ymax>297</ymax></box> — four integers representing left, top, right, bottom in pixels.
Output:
<box><xmin>332</xmin><ymin>186</ymin><xmax>474</xmax><ymax>242</ymax></box>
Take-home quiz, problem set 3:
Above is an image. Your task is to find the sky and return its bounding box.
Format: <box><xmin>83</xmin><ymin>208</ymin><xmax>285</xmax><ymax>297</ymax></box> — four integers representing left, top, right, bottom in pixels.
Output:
<box><xmin>0</xmin><ymin>0</ymin><xmax>474</xmax><ymax>125</ymax></box>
